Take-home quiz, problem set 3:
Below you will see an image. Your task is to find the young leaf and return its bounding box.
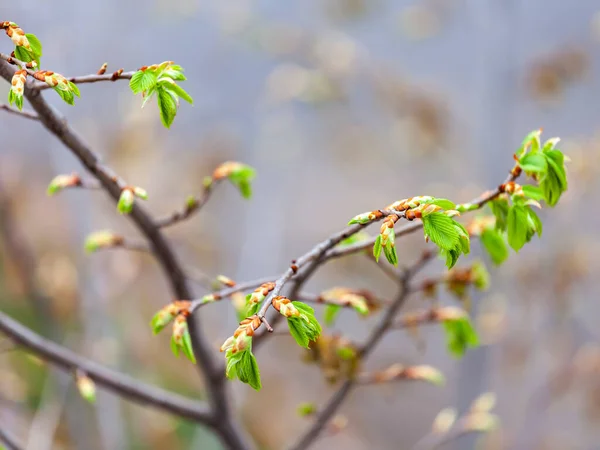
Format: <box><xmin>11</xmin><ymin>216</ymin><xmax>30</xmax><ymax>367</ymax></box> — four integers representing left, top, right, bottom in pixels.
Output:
<box><xmin>522</xmin><ymin>185</ymin><xmax>545</xmax><ymax>201</ymax></box>
<box><xmin>324</xmin><ymin>304</ymin><xmax>342</xmax><ymax>326</ymax></box>
<box><xmin>235</xmin><ymin>351</ymin><xmax>261</xmax><ymax>391</ymax></box>
<box><xmin>130</xmin><ymin>70</ymin><xmax>157</xmax><ymax>94</ymax></box>
<box><xmin>443</xmin><ymin>317</ymin><xmax>479</xmax><ymax>358</ymax></box>
<box><xmin>516</xmin><ymin>129</ymin><xmax>542</xmax><ymax>158</ymax></box>
<box><xmin>156</xmin><ymin>86</ymin><xmax>178</xmax><ymax>128</ymax></box>
<box><xmin>506</xmin><ymin>205</ymin><xmax>529</xmax><ymax>251</ymax></box>
<box><xmin>519</xmin><ymin>152</ymin><xmax>547</xmax><ymax>174</ymax></box>
<box><xmin>26</xmin><ymin>33</ymin><xmax>42</xmax><ymax>60</ymax></box>
<box><xmin>422</xmin><ymin>213</ymin><xmax>460</xmax><ymax>251</ymax></box>
<box><xmin>489</xmin><ymin>198</ymin><xmax>509</xmax><ymax>231</ymax></box>
<box><xmin>480</xmin><ymin>228</ymin><xmax>509</xmax><ymax>265</ymax></box>
<box><xmin>427</xmin><ymin>198</ymin><xmax>456</xmax><ymax>210</ymax></box>
<box><xmin>160</xmin><ymin>80</ymin><xmax>194</xmax><ymax>104</ymax></box>
<box><xmin>373</xmin><ymin>235</ymin><xmax>383</xmax><ymax>262</ymax></box>
<box><xmin>287</xmin><ymin>318</ymin><xmax>309</xmax><ymax>347</ymax></box>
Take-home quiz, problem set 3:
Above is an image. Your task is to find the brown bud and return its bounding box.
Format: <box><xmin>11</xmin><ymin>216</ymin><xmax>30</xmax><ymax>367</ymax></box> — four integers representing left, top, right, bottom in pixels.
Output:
<box><xmin>97</xmin><ymin>63</ymin><xmax>108</xmax><ymax>75</ymax></box>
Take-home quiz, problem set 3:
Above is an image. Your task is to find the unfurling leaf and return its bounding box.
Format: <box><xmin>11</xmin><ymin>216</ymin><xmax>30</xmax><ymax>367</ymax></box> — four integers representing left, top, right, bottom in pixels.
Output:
<box><xmin>284</xmin><ymin>301</ymin><xmax>322</xmax><ymax>348</ymax></box>
<box><xmin>480</xmin><ymin>228</ymin><xmax>508</xmax><ymax>265</ymax></box>
<box><xmin>129</xmin><ymin>61</ymin><xmax>192</xmax><ymax>128</ymax></box>
<box><xmin>212</xmin><ymin>162</ymin><xmax>257</xmax><ymax>199</ymax></box>
<box><xmin>443</xmin><ymin>317</ymin><xmax>479</xmax><ymax>357</ymax></box>
<box><xmin>222</xmin><ymin>316</ymin><xmax>262</xmax><ymax>390</ymax></box>
<box><xmin>324</xmin><ymin>304</ymin><xmax>342</xmax><ymax>326</ymax></box>
<box><xmin>84</xmin><ymin>231</ymin><xmax>121</xmax><ymax>253</ymax></box>
<box><xmin>297</xmin><ymin>402</ymin><xmax>317</xmax><ymax>417</ymax></box>
<box><xmin>422</xmin><ymin>212</ymin><xmax>470</xmax><ymax>268</ymax></box>
<box><xmin>75</xmin><ymin>372</ymin><xmax>96</xmax><ymax>404</ymax></box>
<box><xmin>170</xmin><ymin>315</ymin><xmax>196</xmax><ymax>363</ymax></box>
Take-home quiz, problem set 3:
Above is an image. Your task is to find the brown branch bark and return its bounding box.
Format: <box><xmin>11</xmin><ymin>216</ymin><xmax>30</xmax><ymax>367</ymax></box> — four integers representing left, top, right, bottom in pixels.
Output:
<box><xmin>0</xmin><ymin>102</ymin><xmax>38</xmax><ymax>120</ymax></box>
<box><xmin>0</xmin><ymin>310</ymin><xmax>214</xmax><ymax>424</ymax></box>
<box><xmin>0</xmin><ymin>59</ymin><xmax>250</xmax><ymax>450</ymax></box>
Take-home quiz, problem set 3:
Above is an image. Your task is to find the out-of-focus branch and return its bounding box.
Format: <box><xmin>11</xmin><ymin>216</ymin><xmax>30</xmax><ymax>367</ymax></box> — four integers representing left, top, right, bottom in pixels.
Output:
<box><xmin>0</xmin><ymin>102</ymin><xmax>38</xmax><ymax>120</ymax></box>
<box><xmin>0</xmin><ymin>310</ymin><xmax>214</xmax><ymax>425</ymax></box>
<box><xmin>287</xmin><ymin>251</ymin><xmax>435</xmax><ymax>450</ymax></box>
<box><xmin>0</xmin><ymin>58</ymin><xmax>250</xmax><ymax>450</ymax></box>
<box><xmin>156</xmin><ymin>180</ymin><xmax>221</xmax><ymax>229</ymax></box>
<box><xmin>0</xmin><ymin>425</ymin><xmax>23</xmax><ymax>450</ymax></box>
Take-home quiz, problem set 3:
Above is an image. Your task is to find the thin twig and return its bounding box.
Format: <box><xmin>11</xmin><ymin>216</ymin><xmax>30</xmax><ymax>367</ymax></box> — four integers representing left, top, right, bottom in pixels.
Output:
<box><xmin>0</xmin><ymin>103</ymin><xmax>38</xmax><ymax>120</ymax></box>
<box><xmin>0</xmin><ymin>55</ymin><xmax>134</xmax><ymax>89</ymax></box>
<box><xmin>156</xmin><ymin>180</ymin><xmax>221</xmax><ymax>228</ymax></box>
<box><xmin>190</xmin><ymin>276</ymin><xmax>278</xmax><ymax>311</ymax></box>
<box><xmin>0</xmin><ymin>310</ymin><xmax>214</xmax><ymax>425</ymax></box>
<box><xmin>34</xmin><ymin>71</ymin><xmax>135</xmax><ymax>90</ymax></box>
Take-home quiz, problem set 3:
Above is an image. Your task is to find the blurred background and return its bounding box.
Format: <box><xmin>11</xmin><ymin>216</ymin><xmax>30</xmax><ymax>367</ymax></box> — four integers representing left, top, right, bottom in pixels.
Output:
<box><xmin>1</xmin><ymin>0</ymin><xmax>599</xmax><ymax>449</ymax></box>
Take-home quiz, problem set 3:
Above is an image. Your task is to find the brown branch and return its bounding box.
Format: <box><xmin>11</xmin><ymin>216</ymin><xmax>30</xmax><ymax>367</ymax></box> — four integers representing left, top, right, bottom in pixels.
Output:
<box><xmin>33</xmin><ymin>71</ymin><xmax>134</xmax><ymax>90</ymax></box>
<box><xmin>0</xmin><ymin>58</ymin><xmax>250</xmax><ymax>450</ymax></box>
<box><xmin>0</xmin><ymin>102</ymin><xmax>38</xmax><ymax>120</ymax></box>
<box><xmin>0</xmin><ymin>310</ymin><xmax>214</xmax><ymax>425</ymax></box>
<box><xmin>0</xmin><ymin>425</ymin><xmax>23</xmax><ymax>450</ymax></box>
<box><xmin>190</xmin><ymin>276</ymin><xmax>278</xmax><ymax>311</ymax></box>
<box><xmin>287</xmin><ymin>251</ymin><xmax>435</xmax><ymax>450</ymax></box>
<box><xmin>156</xmin><ymin>180</ymin><xmax>221</xmax><ymax>229</ymax></box>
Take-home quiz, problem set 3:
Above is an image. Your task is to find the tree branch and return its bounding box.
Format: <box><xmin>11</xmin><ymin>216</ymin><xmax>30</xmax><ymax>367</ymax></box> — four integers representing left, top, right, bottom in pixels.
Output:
<box><xmin>0</xmin><ymin>310</ymin><xmax>214</xmax><ymax>425</ymax></box>
<box><xmin>156</xmin><ymin>180</ymin><xmax>221</xmax><ymax>229</ymax></box>
<box><xmin>0</xmin><ymin>102</ymin><xmax>38</xmax><ymax>120</ymax></box>
<box><xmin>0</xmin><ymin>59</ymin><xmax>250</xmax><ymax>450</ymax></box>
<box><xmin>287</xmin><ymin>251</ymin><xmax>435</xmax><ymax>450</ymax></box>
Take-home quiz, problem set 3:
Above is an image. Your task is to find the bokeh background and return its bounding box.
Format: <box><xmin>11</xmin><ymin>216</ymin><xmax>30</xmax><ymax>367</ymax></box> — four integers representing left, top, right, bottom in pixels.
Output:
<box><xmin>1</xmin><ymin>1</ymin><xmax>599</xmax><ymax>449</ymax></box>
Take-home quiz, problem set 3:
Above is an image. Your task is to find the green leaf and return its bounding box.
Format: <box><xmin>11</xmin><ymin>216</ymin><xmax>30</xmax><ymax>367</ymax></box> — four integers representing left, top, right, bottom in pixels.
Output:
<box><xmin>480</xmin><ymin>228</ymin><xmax>509</xmax><ymax>265</ymax></box>
<box><xmin>427</xmin><ymin>198</ymin><xmax>456</xmax><ymax>210</ymax></box>
<box><xmin>287</xmin><ymin>318</ymin><xmax>309</xmax><ymax>348</ymax></box>
<box><xmin>489</xmin><ymin>198</ymin><xmax>510</xmax><ymax>231</ymax></box>
<box><xmin>539</xmin><ymin>149</ymin><xmax>567</xmax><ymax>207</ymax></box>
<box><xmin>130</xmin><ymin>70</ymin><xmax>157</xmax><ymax>94</ymax></box>
<box><xmin>506</xmin><ymin>205</ymin><xmax>529</xmax><ymax>251</ymax></box>
<box><xmin>26</xmin><ymin>33</ymin><xmax>42</xmax><ymax>59</ymax></box>
<box><xmin>14</xmin><ymin>44</ymin><xmax>38</xmax><ymax>67</ymax></box>
<box><xmin>373</xmin><ymin>235</ymin><xmax>383</xmax><ymax>262</ymax></box>
<box><xmin>170</xmin><ymin>335</ymin><xmax>180</xmax><ymax>357</ymax></box>
<box><xmin>324</xmin><ymin>304</ymin><xmax>342</xmax><ymax>326</ymax></box>
<box><xmin>159</xmin><ymin>80</ymin><xmax>194</xmax><ymax>104</ymax></box>
<box><xmin>236</xmin><ymin>351</ymin><xmax>261</xmax><ymax>391</ymax></box>
<box><xmin>53</xmin><ymin>86</ymin><xmax>75</xmax><ymax>105</ymax></box>
<box><xmin>516</xmin><ymin>129</ymin><xmax>542</xmax><ymax>158</ymax></box>
<box><xmin>288</xmin><ymin>302</ymin><xmax>322</xmax><ymax>347</ymax></box>
<box><xmin>519</xmin><ymin>152</ymin><xmax>547</xmax><ymax>174</ymax></box>
<box><xmin>383</xmin><ymin>243</ymin><xmax>398</xmax><ymax>266</ymax></box>
<box><xmin>443</xmin><ymin>317</ymin><xmax>479</xmax><ymax>358</ymax></box>
<box><xmin>156</xmin><ymin>87</ymin><xmax>178</xmax><ymax>128</ymax></box>
<box><xmin>422</xmin><ymin>213</ymin><xmax>460</xmax><ymax>251</ymax></box>
<box><xmin>228</xmin><ymin>165</ymin><xmax>256</xmax><ymax>199</ymax></box>
<box><xmin>141</xmin><ymin>87</ymin><xmax>156</xmax><ymax>109</ymax></box>
<box><xmin>522</xmin><ymin>185</ymin><xmax>545</xmax><ymax>201</ymax></box>
<box><xmin>69</xmin><ymin>82</ymin><xmax>81</xmax><ymax>98</ymax></box>
<box><xmin>526</xmin><ymin>207</ymin><xmax>543</xmax><ymax>237</ymax></box>
<box><xmin>181</xmin><ymin>329</ymin><xmax>196</xmax><ymax>364</ymax></box>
